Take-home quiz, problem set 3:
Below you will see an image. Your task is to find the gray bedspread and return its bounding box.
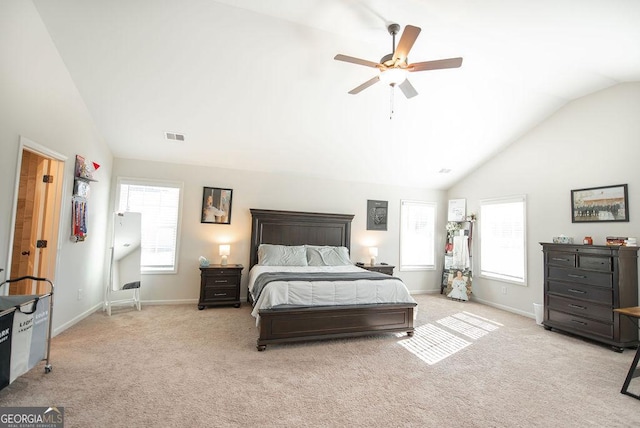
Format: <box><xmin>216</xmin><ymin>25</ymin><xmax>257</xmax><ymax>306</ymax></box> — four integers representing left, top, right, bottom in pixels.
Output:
<box><xmin>251</xmin><ymin>271</ymin><xmax>396</xmax><ymax>302</ymax></box>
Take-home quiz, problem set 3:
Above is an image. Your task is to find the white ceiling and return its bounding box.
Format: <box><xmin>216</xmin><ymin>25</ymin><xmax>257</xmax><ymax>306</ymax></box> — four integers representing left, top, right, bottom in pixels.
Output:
<box><xmin>33</xmin><ymin>0</ymin><xmax>640</xmax><ymax>189</ymax></box>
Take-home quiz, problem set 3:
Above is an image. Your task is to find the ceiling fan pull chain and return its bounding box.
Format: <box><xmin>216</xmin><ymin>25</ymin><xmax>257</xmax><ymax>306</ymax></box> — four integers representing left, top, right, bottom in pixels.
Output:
<box><xmin>390</xmin><ymin>86</ymin><xmax>395</xmax><ymax>120</ymax></box>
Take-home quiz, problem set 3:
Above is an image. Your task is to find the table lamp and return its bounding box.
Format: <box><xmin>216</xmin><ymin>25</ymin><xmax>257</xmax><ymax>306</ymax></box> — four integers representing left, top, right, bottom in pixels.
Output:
<box><xmin>219</xmin><ymin>244</ymin><xmax>230</xmax><ymax>266</ymax></box>
<box><xmin>369</xmin><ymin>247</ymin><xmax>378</xmax><ymax>265</ymax></box>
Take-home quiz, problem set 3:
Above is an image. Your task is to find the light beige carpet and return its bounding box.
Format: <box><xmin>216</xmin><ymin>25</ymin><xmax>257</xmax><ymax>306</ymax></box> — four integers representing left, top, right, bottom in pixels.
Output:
<box><xmin>1</xmin><ymin>294</ymin><xmax>639</xmax><ymax>427</ymax></box>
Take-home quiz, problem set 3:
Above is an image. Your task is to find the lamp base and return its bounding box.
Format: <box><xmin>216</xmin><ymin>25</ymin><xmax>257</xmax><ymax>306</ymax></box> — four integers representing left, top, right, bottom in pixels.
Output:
<box><xmin>370</xmin><ymin>257</ymin><xmax>376</xmax><ymax>266</ymax></box>
<box><xmin>221</xmin><ymin>255</ymin><xmax>228</xmax><ymax>266</ymax></box>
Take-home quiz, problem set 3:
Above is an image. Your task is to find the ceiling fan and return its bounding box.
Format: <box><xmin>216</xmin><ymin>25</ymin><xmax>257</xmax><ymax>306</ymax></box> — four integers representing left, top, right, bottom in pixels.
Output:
<box><xmin>334</xmin><ymin>23</ymin><xmax>463</xmax><ymax>99</ymax></box>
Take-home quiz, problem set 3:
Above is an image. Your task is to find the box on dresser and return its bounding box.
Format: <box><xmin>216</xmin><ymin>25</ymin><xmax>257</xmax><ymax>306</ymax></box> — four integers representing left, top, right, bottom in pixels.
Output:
<box><xmin>540</xmin><ymin>243</ymin><xmax>639</xmax><ymax>352</ymax></box>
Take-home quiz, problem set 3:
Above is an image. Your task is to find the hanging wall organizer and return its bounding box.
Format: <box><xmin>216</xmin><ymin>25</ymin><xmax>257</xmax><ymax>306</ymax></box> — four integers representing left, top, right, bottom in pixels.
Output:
<box><xmin>71</xmin><ymin>155</ymin><xmax>99</xmax><ymax>242</ymax></box>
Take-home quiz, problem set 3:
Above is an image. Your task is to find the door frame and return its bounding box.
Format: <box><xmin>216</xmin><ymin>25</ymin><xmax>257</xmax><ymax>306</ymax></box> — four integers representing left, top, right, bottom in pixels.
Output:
<box><xmin>3</xmin><ymin>136</ymin><xmax>67</xmax><ymax>295</ymax></box>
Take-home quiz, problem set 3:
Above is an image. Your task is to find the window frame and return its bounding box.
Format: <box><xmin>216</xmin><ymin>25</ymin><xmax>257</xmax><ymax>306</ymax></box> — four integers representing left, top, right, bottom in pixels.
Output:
<box><xmin>478</xmin><ymin>195</ymin><xmax>527</xmax><ymax>285</ymax></box>
<box><xmin>115</xmin><ymin>177</ymin><xmax>184</xmax><ymax>275</ymax></box>
<box><xmin>399</xmin><ymin>200</ymin><xmax>437</xmax><ymax>271</ymax></box>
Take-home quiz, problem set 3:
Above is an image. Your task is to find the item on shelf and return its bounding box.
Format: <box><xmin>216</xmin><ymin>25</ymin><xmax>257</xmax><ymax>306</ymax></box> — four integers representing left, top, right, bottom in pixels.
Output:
<box><xmin>583</xmin><ymin>236</ymin><xmax>593</xmax><ymax>245</ymax></box>
<box><xmin>626</xmin><ymin>238</ymin><xmax>637</xmax><ymax>247</ymax></box>
<box><xmin>552</xmin><ymin>236</ymin><xmax>573</xmax><ymax>244</ymax></box>
<box><xmin>606</xmin><ymin>236</ymin><xmax>628</xmax><ymax>246</ymax></box>
<box><xmin>74</xmin><ymin>155</ymin><xmax>100</xmax><ymax>180</ymax></box>
<box><xmin>198</xmin><ymin>256</ymin><xmax>210</xmax><ymax>267</ymax></box>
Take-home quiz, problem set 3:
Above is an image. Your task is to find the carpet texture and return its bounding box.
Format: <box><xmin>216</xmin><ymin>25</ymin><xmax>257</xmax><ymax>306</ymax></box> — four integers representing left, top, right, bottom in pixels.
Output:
<box><xmin>1</xmin><ymin>294</ymin><xmax>639</xmax><ymax>427</ymax></box>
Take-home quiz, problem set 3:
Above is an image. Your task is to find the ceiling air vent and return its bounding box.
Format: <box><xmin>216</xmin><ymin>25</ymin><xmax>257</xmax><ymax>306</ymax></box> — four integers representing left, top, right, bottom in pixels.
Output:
<box><xmin>164</xmin><ymin>132</ymin><xmax>185</xmax><ymax>141</ymax></box>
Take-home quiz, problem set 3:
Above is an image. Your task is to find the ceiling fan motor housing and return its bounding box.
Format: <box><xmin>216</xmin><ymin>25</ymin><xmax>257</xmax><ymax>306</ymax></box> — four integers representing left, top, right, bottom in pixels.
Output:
<box><xmin>380</xmin><ymin>53</ymin><xmax>406</xmax><ymax>68</ymax></box>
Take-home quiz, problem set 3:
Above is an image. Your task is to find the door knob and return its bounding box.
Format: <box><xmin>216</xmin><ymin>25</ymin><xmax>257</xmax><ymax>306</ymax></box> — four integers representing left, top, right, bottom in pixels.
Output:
<box><xmin>21</xmin><ymin>250</ymin><xmax>30</xmax><ymax>256</ymax></box>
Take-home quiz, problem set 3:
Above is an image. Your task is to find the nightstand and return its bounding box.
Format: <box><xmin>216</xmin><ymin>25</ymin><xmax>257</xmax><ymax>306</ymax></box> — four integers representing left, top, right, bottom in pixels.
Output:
<box><xmin>198</xmin><ymin>264</ymin><xmax>243</xmax><ymax>310</ymax></box>
<box><xmin>360</xmin><ymin>264</ymin><xmax>395</xmax><ymax>276</ymax></box>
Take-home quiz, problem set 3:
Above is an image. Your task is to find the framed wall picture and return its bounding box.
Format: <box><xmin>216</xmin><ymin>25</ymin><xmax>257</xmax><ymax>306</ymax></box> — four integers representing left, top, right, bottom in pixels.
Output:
<box><xmin>201</xmin><ymin>187</ymin><xmax>233</xmax><ymax>224</ymax></box>
<box><xmin>571</xmin><ymin>184</ymin><xmax>628</xmax><ymax>223</ymax></box>
<box><xmin>447</xmin><ymin>199</ymin><xmax>466</xmax><ymax>221</ymax></box>
<box><xmin>367</xmin><ymin>200</ymin><xmax>388</xmax><ymax>231</ymax></box>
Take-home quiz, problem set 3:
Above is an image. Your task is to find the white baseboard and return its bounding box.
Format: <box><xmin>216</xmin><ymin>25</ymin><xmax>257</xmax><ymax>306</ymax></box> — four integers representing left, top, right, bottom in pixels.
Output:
<box><xmin>140</xmin><ymin>299</ymin><xmax>198</xmax><ymax>306</ymax></box>
<box><xmin>53</xmin><ymin>302</ymin><xmax>102</xmax><ymax>337</ymax></box>
<box><xmin>471</xmin><ymin>296</ymin><xmax>535</xmax><ymax>320</ymax></box>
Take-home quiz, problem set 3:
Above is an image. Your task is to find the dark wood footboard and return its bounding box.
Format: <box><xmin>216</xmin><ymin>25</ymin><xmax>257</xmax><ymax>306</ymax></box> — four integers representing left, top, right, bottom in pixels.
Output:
<box><xmin>256</xmin><ymin>303</ymin><xmax>416</xmax><ymax>351</ymax></box>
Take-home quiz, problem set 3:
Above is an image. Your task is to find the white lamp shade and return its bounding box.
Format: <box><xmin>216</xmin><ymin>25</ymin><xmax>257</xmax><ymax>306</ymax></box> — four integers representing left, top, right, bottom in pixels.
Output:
<box><xmin>219</xmin><ymin>244</ymin><xmax>230</xmax><ymax>265</ymax></box>
<box><xmin>369</xmin><ymin>247</ymin><xmax>378</xmax><ymax>265</ymax></box>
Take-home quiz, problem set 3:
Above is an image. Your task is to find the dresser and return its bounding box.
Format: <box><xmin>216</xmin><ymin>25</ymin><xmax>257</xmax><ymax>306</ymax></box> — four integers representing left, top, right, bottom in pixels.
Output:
<box><xmin>198</xmin><ymin>265</ymin><xmax>243</xmax><ymax>310</ymax></box>
<box><xmin>541</xmin><ymin>243</ymin><xmax>639</xmax><ymax>351</ymax></box>
<box><xmin>360</xmin><ymin>264</ymin><xmax>395</xmax><ymax>275</ymax></box>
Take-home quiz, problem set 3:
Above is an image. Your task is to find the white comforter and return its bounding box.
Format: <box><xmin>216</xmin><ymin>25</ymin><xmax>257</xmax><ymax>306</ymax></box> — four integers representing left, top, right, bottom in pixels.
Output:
<box><xmin>248</xmin><ymin>265</ymin><xmax>416</xmax><ymax>322</ymax></box>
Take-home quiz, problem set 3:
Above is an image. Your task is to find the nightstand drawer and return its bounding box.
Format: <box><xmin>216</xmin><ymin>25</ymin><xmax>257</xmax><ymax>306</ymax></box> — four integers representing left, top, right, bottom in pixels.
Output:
<box><xmin>547</xmin><ymin>295</ymin><xmax>613</xmax><ymax>322</ymax></box>
<box><xmin>547</xmin><ymin>266</ymin><xmax>612</xmax><ymax>288</ymax></box>
<box><xmin>203</xmin><ymin>286</ymin><xmax>238</xmax><ymax>301</ymax></box>
<box><xmin>202</xmin><ymin>275</ymin><xmax>239</xmax><ymax>287</ymax></box>
<box><xmin>205</xmin><ymin>268</ymin><xmax>241</xmax><ymax>276</ymax></box>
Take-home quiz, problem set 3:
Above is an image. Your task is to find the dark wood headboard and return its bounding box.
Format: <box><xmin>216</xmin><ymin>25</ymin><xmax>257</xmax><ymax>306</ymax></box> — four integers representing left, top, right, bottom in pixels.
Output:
<box><xmin>249</xmin><ymin>209</ymin><xmax>354</xmax><ymax>268</ymax></box>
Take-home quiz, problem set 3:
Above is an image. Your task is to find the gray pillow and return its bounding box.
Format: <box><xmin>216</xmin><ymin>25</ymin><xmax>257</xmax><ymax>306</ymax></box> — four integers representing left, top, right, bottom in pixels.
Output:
<box><xmin>306</xmin><ymin>245</ymin><xmax>352</xmax><ymax>266</ymax></box>
<box><xmin>258</xmin><ymin>244</ymin><xmax>308</xmax><ymax>266</ymax></box>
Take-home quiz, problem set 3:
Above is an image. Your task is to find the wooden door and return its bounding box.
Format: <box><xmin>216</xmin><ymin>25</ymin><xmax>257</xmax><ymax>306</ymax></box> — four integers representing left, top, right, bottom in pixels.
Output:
<box><xmin>9</xmin><ymin>149</ymin><xmax>63</xmax><ymax>295</ymax></box>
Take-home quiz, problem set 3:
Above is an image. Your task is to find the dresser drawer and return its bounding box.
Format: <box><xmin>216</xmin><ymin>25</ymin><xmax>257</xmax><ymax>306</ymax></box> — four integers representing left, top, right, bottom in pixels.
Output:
<box><xmin>547</xmin><ymin>280</ymin><xmax>612</xmax><ymax>304</ymax></box>
<box><xmin>203</xmin><ymin>286</ymin><xmax>238</xmax><ymax>301</ymax></box>
<box><xmin>547</xmin><ymin>309</ymin><xmax>613</xmax><ymax>339</ymax></box>
<box><xmin>547</xmin><ymin>266</ymin><xmax>612</xmax><ymax>288</ymax></box>
<box><xmin>547</xmin><ymin>295</ymin><xmax>613</xmax><ymax>322</ymax></box>
<box><xmin>578</xmin><ymin>256</ymin><xmax>612</xmax><ymax>272</ymax></box>
<box><xmin>202</xmin><ymin>275</ymin><xmax>239</xmax><ymax>287</ymax></box>
<box><xmin>546</xmin><ymin>251</ymin><xmax>576</xmax><ymax>267</ymax></box>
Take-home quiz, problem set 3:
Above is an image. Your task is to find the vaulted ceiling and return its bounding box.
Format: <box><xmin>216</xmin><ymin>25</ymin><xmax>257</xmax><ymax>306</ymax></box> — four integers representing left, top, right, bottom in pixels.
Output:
<box><xmin>33</xmin><ymin>0</ymin><xmax>640</xmax><ymax>189</ymax></box>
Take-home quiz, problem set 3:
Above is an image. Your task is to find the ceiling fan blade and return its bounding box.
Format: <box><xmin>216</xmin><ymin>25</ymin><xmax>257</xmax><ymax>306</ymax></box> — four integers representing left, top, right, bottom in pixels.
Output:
<box><xmin>334</xmin><ymin>54</ymin><xmax>380</xmax><ymax>68</ymax></box>
<box><xmin>408</xmin><ymin>57</ymin><xmax>463</xmax><ymax>72</ymax></box>
<box><xmin>398</xmin><ymin>79</ymin><xmax>418</xmax><ymax>99</ymax></box>
<box><xmin>348</xmin><ymin>76</ymin><xmax>380</xmax><ymax>95</ymax></box>
<box><xmin>393</xmin><ymin>25</ymin><xmax>421</xmax><ymax>64</ymax></box>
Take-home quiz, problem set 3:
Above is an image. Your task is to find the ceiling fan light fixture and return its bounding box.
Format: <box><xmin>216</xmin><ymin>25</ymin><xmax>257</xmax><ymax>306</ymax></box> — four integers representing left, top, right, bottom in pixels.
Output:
<box><xmin>379</xmin><ymin>68</ymin><xmax>407</xmax><ymax>86</ymax></box>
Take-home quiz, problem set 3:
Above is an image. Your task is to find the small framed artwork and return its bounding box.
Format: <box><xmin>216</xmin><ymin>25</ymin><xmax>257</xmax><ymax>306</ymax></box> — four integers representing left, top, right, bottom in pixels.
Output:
<box><xmin>447</xmin><ymin>199</ymin><xmax>466</xmax><ymax>221</ymax></box>
<box><xmin>201</xmin><ymin>187</ymin><xmax>233</xmax><ymax>224</ymax></box>
<box><xmin>367</xmin><ymin>200</ymin><xmax>388</xmax><ymax>231</ymax></box>
<box><xmin>444</xmin><ymin>269</ymin><xmax>472</xmax><ymax>301</ymax></box>
<box><xmin>571</xmin><ymin>184</ymin><xmax>628</xmax><ymax>223</ymax></box>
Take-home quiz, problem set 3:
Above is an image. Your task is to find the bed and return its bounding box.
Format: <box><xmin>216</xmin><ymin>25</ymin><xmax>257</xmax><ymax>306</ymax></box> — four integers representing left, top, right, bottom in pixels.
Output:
<box><xmin>249</xmin><ymin>208</ymin><xmax>417</xmax><ymax>351</ymax></box>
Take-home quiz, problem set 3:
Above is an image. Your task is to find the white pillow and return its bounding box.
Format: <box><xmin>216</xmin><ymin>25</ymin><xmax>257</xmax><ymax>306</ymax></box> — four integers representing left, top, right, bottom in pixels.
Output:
<box><xmin>258</xmin><ymin>244</ymin><xmax>308</xmax><ymax>266</ymax></box>
<box><xmin>306</xmin><ymin>245</ymin><xmax>352</xmax><ymax>266</ymax></box>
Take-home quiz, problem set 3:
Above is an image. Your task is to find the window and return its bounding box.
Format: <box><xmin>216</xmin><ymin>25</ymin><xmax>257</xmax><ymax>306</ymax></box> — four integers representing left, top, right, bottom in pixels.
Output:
<box><xmin>400</xmin><ymin>200</ymin><xmax>436</xmax><ymax>270</ymax></box>
<box><xmin>479</xmin><ymin>195</ymin><xmax>526</xmax><ymax>284</ymax></box>
<box><xmin>117</xmin><ymin>178</ymin><xmax>183</xmax><ymax>273</ymax></box>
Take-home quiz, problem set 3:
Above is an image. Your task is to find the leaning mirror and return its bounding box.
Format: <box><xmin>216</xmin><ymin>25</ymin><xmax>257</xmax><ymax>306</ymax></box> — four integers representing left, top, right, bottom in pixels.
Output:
<box><xmin>106</xmin><ymin>211</ymin><xmax>141</xmax><ymax>315</ymax></box>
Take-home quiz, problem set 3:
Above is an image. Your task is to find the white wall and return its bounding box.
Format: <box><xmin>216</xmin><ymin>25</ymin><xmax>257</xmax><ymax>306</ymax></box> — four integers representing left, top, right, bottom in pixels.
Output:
<box><xmin>0</xmin><ymin>1</ymin><xmax>113</xmax><ymax>334</ymax></box>
<box><xmin>448</xmin><ymin>82</ymin><xmax>640</xmax><ymax>316</ymax></box>
<box><xmin>112</xmin><ymin>158</ymin><xmax>448</xmax><ymax>302</ymax></box>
